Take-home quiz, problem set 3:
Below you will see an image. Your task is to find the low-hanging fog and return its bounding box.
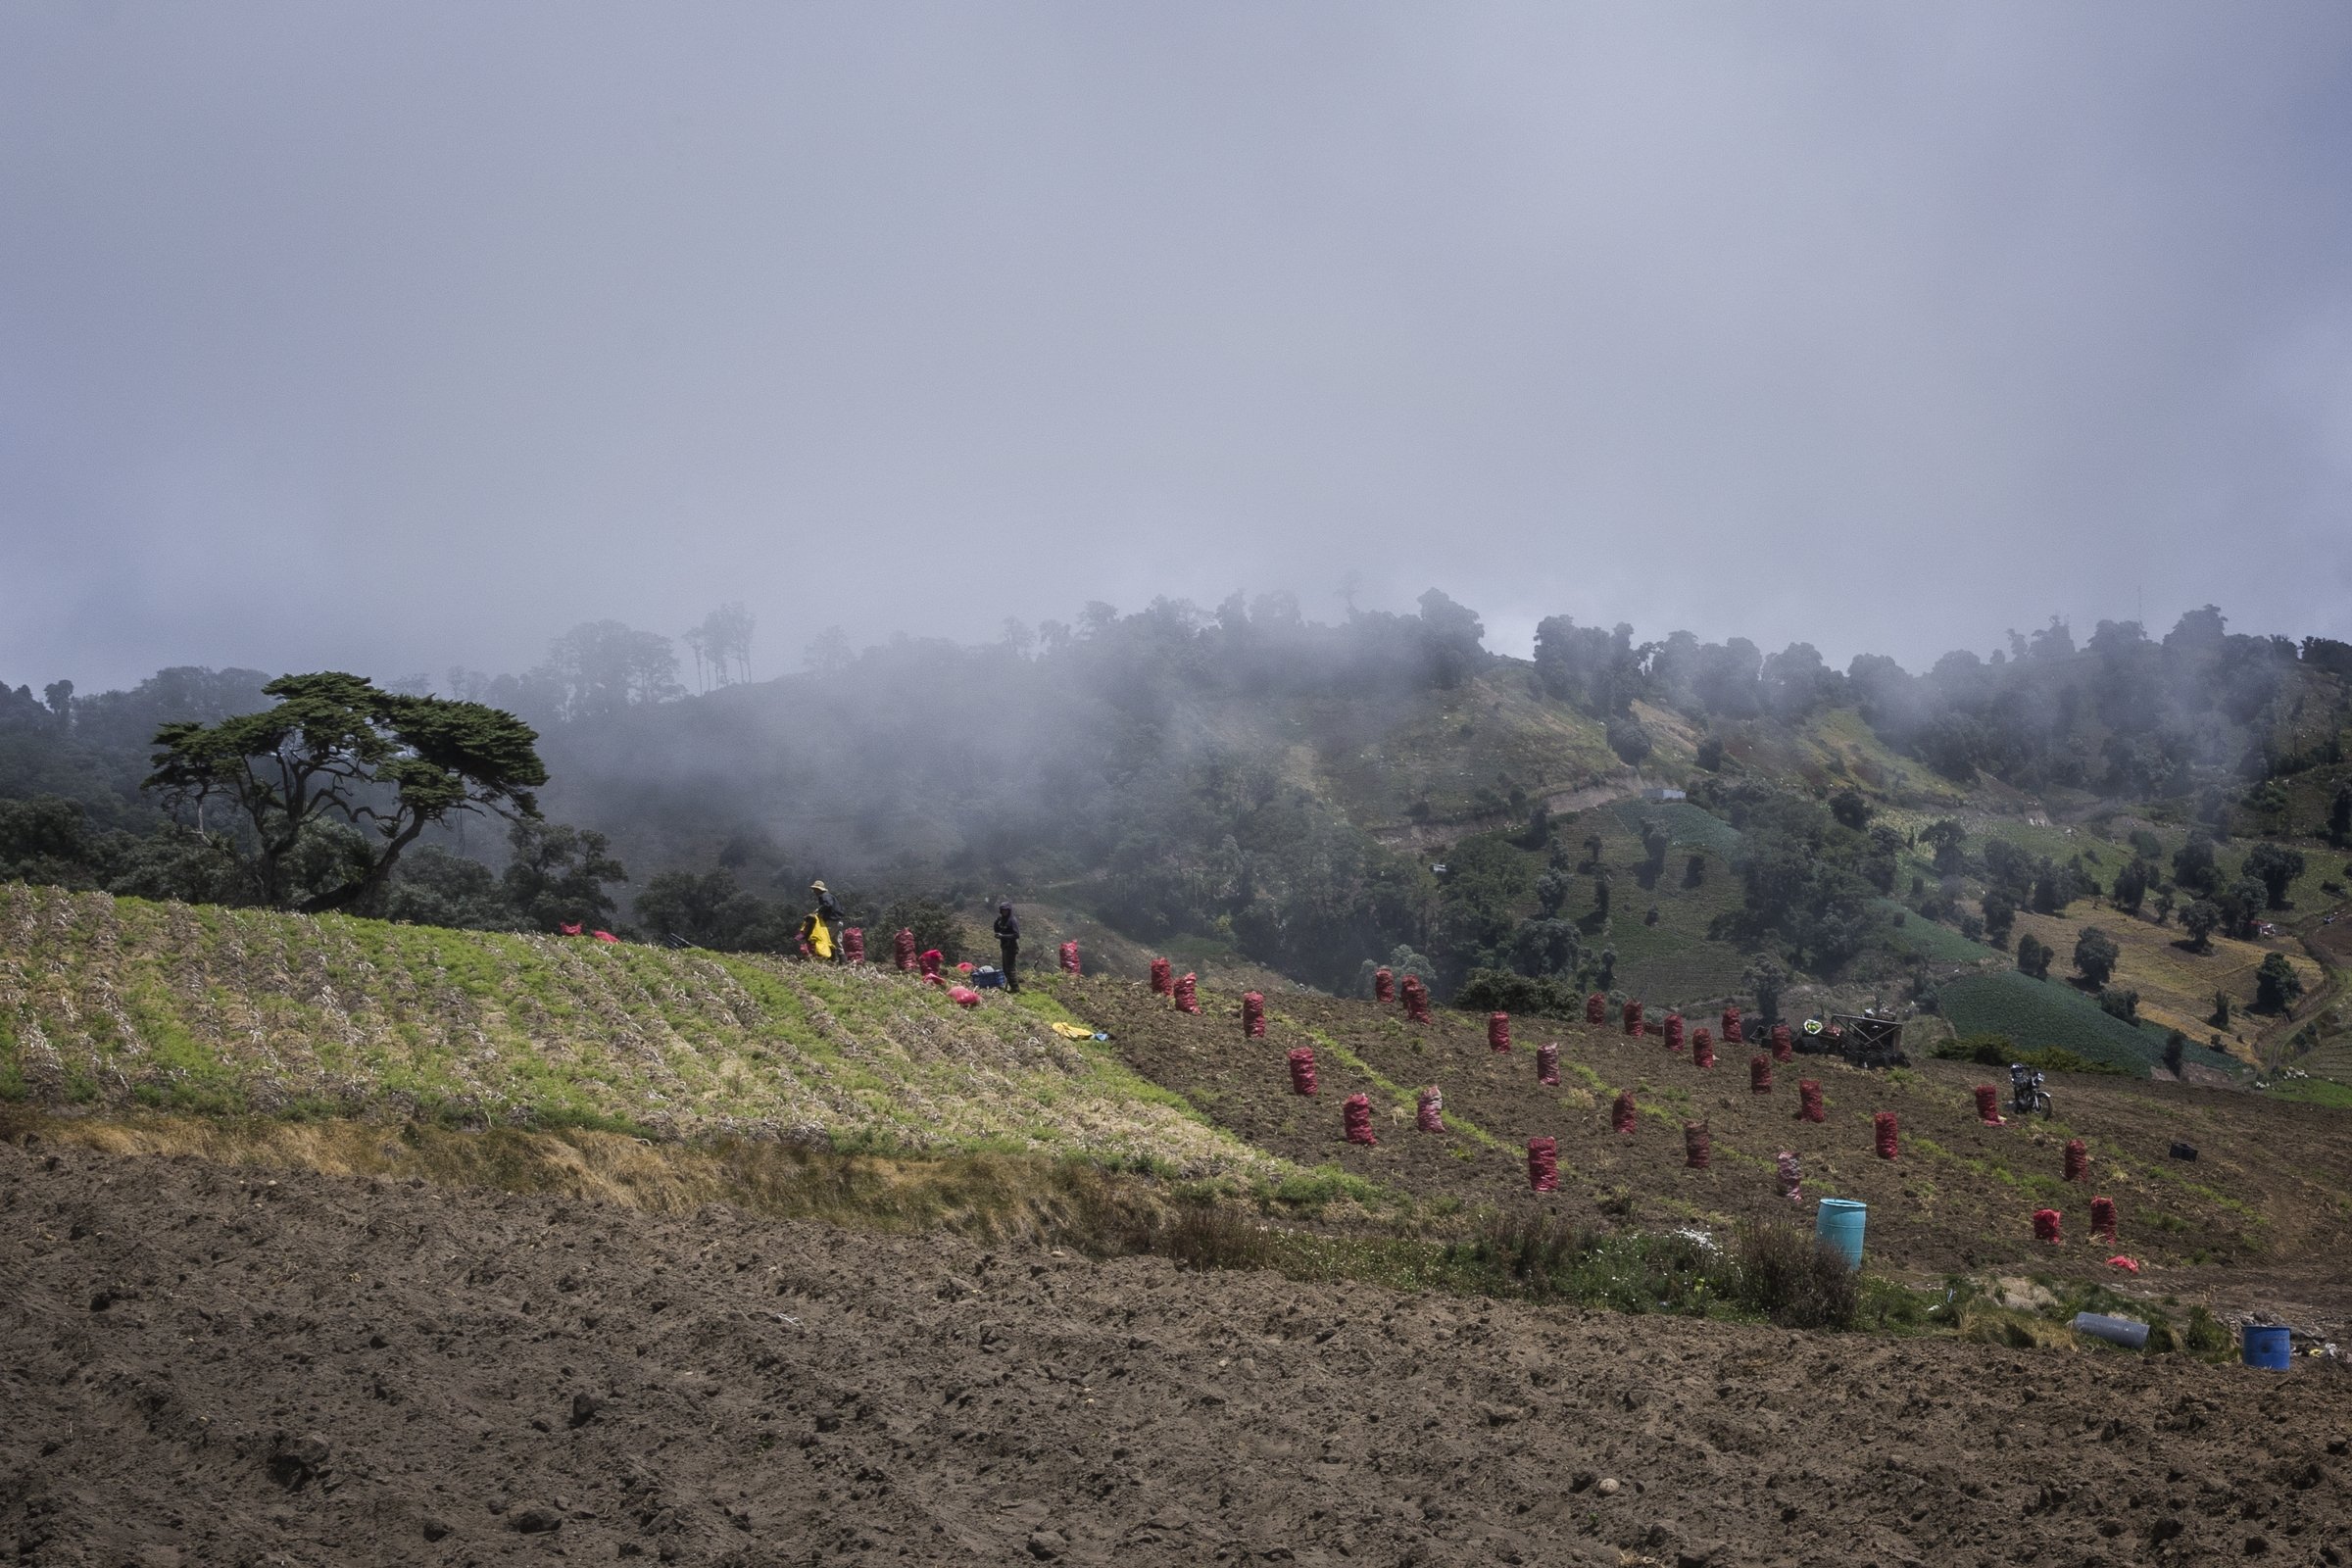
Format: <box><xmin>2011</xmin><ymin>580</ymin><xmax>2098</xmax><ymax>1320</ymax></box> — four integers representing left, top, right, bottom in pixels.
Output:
<box><xmin>5</xmin><ymin>3</ymin><xmax>2351</xmax><ymax>694</ymax></box>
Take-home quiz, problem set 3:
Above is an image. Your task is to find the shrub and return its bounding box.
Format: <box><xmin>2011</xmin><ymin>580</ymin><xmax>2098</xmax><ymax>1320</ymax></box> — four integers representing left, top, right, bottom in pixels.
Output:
<box><xmin>2182</xmin><ymin>1305</ymin><xmax>2229</xmax><ymax>1354</ymax></box>
<box><xmin>1930</xmin><ymin>1034</ymin><xmax>2128</xmax><ymax>1076</ymax></box>
<box><xmin>875</xmin><ymin>895</ymin><xmax>969</xmax><ymax>964</ymax></box>
<box><xmin>1731</xmin><ymin>1220</ymin><xmax>1858</xmax><ymax>1329</ymax></box>
<box><xmin>1151</xmin><ymin>1203</ymin><xmax>1271</xmax><ymax>1272</ymax></box>
<box><xmin>1454</xmin><ymin>968</ymin><xmax>1580</xmax><ymax>1019</ymax></box>
<box><xmin>1933</xmin><ymin>1032</ymin><xmax>2017</xmax><ymax>1066</ymax></box>
<box><xmin>2097</xmin><ymin>987</ymin><xmax>2139</xmax><ymax>1023</ymax></box>
<box><xmin>1606</xmin><ymin>716</ymin><xmax>1653</xmax><ymax>766</ymax></box>
<box><xmin>1467</xmin><ymin>1211</ymin><xmax>1592</xmax><ymax>1298</ymax></box>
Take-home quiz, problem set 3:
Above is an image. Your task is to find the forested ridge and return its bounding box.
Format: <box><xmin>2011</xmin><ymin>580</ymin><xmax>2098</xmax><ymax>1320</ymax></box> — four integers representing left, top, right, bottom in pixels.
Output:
<box><xmin>6</xmin><ymin>597</ymin><xmax>2350</xmax><ymax>1037</ymax></box>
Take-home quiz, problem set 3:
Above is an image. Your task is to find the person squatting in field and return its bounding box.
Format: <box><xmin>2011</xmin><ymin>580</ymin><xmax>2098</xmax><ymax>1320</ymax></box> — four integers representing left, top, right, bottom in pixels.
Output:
<box><xmin>994</xmin><ymin>901</ymin><xmax>1020</xmax><ymax>993</ymax></box>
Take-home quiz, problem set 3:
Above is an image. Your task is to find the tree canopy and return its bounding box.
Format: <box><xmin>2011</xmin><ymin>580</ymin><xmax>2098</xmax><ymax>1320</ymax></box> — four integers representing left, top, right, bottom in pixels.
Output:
<box><xmin>144</xmin><ymin>672</ymin><xmax>546</xmax><ymax>913</ymax></box>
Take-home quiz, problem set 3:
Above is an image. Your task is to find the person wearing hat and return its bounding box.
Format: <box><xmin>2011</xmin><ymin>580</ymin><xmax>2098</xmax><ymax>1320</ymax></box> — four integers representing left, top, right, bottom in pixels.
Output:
<box><xmin>993</xmin><ymin>901</ymin><xmax>1021</xmax><ymax>993</ymax></box>
<box><xmin>810</xmin><ymin>879</ymin><xmax>844</xmax><ymax>961</ymax></box>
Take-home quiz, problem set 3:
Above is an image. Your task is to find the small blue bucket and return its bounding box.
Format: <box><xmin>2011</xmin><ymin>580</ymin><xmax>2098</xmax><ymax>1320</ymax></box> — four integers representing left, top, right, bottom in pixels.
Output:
<box><xmin>1814</xmin><ymin>1198</ymin><xmax>1867</xmax><ymax>1269</ymax></box>
<box><xmin>2242</xmin><ymin>1324</ymin><xmax>2292</xmax><ymax>1370</ymax></box>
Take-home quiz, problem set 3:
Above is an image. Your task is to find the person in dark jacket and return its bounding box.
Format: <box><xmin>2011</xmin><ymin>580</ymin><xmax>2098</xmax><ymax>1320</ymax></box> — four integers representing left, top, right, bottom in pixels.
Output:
<box><xmin>993</xmin><ymin>902</ymin><xmax>1020</xmax><ymax>993</ymax></box>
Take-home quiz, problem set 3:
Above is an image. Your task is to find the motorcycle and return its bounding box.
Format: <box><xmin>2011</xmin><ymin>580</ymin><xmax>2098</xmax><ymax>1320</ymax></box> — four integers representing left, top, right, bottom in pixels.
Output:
<box><xmin>2009</xmin><ymin>1066</ymin><xmax>2053</xmax><ymax>1118</ymax></box>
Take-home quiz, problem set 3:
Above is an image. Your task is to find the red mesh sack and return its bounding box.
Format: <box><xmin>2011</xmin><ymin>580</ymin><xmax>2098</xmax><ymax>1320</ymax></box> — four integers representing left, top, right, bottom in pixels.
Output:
<box><xmin>1343</xmin><ymin>1093</ymin><xmax>1378</xmax><ymax>1146</ymax></box>
<box><xmin>1771</xmin><ymin>1023</ymin><xmax>1792</xmax><ymax>1063</ymax></box>
<box><xmin>1488</xmin><ymin>1012</ymin><xmax>1511</xmax><ymax>1052</ymax></box>
<box><xmin>918</xmin><ymin>948</ymin><xmax>944</xmax><ymax>979</ymax></box>
<box><xmin>2034</xmin><ymin>1207</ymin><xmax>2062</xmax><ymax>1245</ymax></box>
<box><xmin>1692</xmin><ymin>1028</ymin><xmax>1715</xmax><ymax>1069</ymax></box>
<box><xmin>1663</xmin><ymin>1011</ymin><xmax>1685</xmax><ymax>1053</ymax></box>
<box><xmin>1059</xmin><ymin>940</ymin><xmax>1080</xmax><ymax>975</ymax></box>
<box><xmin>1873</xmin><ymin>1111</ymin><xmax>1899</xmax><ymax>1160</ymax></box>
<box><xmin>893</xmin><ymin>928</ymin><xmax>917</xmax><ymax>971</ymax></box>
<box><xmin>1173</xmin><ymin>972</ymin><xmax>1200</xmax><ymax>1014</ymax></box>
<box><xmin>947</xmin><ymin>985</ymin><xmax>981</xmax><ymax>1008</ymax></box>
<box><xmin>592</xmin><ymin>930</ymin><xmax>617</xmax><ymax>944</ymax></box>
<box><xmin>1684</xmin><ymin>1121</ymin><xmax>1711</xmax><ymax>1170</ymax></box>
<box><xmin>1287</xmin><ymin>1047</ymin><xmax>1317</xmax><ymax>1096</ymax></box>
<box><xmin>842</xmin><ymin>927</ymin><xmax>866</xmax><ymax>964</ymax></box>
<box><xmin>1721</xmin><ymin>1005</ymin><xmax>1743</xmax><ymax>1044</ymax></box>
<box><xmin>1416</xmin><ymin>1086</ymin><xmax>1444</xmax><ymax>1132</ymax></box>
<box><xmin>1749</xmin><ymin>1054</ymin><xmax>1772</xmax><ymax>1093</ymax></box>
<box><xmin>1149</xmin><ymin>956</ymin><xmax>1172</xmax><ymax>994</ymax></box>
<box><xmin>1536</xmin><ymin>1042</ymin><xmax>1560</xmax><ymax>1087</ymax></box>
<box><xmin>1796</xmin><ymin>1079</ymin><xmax>1825</xmax><ymax>1123</ymax></box>
<box><xmin>1776</xmin><ymin>1150</ymin><xmax>1803</xmax><ymax>1203</ymax></box>
<box><xmin>1975</xmin><ymin>1085</ymin><xmax>2005</xmax><ymax>1125</ymax></box>
<box><xmin>559</xmin><ymin>922</ymin><xmax>582</xmax><ymax>936</ymax></box>
<box><xmin>2090</xmin><ymin>1196</ymin><xmax>2117</xmax><ymax>1243</ymax></box>
<box><xmin>1622</xmin><ymin>999</ymin><xmax>1644</xmax><ymax>1037</ymax></box>
<box><xmin>1611</xmin><ymin>1089</ymin><xmax>1638</xmax><ymax>1135</ymax></box>
<box><xmin>1526</xmin><ymin>1137</ymin><xmax>1559</xmax><ymax>1194</ymax></box>
<box><xmin>1401</xmin><ymin>974</ymin><xmax>1432</xmax><ymax>1024</ymax></box>
<box><xmin>797</xmin><ymin>936</ymin><xmax>812</xmax><ymax>958</ymax></box>
<box><xmin>1242</xmin><ymin>991</ymin><xmax>1266</xmax><ymax>1039</ymax></box>
<box><xmin>1373</xmin><ymin>966</ymin><xmax>1395</xmax><ymax>1004</ymax></box>
<box><xmin>2064</xmin><ymin>1139</ymin><xmax>2087</xmax><ymax>1182</ymax></box>
<box><xmin>1585</xmin><ymin>992</ymin><xmax>1607</xmax><ymax>1025</ymax></box>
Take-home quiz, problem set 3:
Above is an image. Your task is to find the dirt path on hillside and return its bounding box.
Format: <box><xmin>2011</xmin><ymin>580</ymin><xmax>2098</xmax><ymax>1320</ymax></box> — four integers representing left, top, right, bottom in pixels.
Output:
<box><xmin>5</xmin><ymin>1140</ymin><xmax>2348</xmax><ymax>1568</ymax></box>
<box><xmin>1366</xmin><ymin>777</ymin><xmax>1642</xmax><ymax>850</ymax></box>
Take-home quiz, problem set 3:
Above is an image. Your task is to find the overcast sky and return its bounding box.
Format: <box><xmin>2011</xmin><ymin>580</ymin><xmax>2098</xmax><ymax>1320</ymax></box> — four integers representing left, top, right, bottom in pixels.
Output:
<box><xmin>5</xmin><ymin>3</ymin><xmax>2350</xmax><ymax>693</ymax></box>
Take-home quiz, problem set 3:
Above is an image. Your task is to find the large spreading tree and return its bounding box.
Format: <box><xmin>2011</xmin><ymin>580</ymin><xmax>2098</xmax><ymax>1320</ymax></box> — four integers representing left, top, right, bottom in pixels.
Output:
<box><xmin>145</xmin><ymin>672</ymin><xmax>547</xmax><ymax>914</ymax></box>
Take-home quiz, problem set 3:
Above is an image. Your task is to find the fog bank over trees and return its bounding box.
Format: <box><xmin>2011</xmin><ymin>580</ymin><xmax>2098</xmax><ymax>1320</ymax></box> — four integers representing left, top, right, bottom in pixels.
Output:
<box><xmin>8</xmin><ymin>591</ymin><xmax>2347</xmax><ymax>997</ymax></box>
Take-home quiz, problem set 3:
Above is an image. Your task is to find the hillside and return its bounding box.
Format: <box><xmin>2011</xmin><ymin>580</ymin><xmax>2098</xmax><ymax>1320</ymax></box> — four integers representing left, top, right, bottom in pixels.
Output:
<box><xmin>0</xmin><ymin>884</ymin><xmax>1271</xmax><ymax>1179</ymax></box>
<box><xmin>9</xmin><ymin>890</ymin><xmax>2346</xmax><ymax>1296</ymax></box>
<box><xmin>1060</xmin><ymin>975</ymin><xmax>2352</xmax><ymax>1290</ymax></box>
<box><xmin>9</xmin><ymin>606</ymin><xmax>2352</xmax><ymax>1091</ymax></box>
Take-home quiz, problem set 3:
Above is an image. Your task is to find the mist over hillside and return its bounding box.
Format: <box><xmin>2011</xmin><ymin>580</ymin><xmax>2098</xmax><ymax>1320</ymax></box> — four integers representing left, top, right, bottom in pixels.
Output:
<box><xmin>8</xmin><ymin>596</ymin><xmax>2349</xmax><ymax>1033</ymax></box>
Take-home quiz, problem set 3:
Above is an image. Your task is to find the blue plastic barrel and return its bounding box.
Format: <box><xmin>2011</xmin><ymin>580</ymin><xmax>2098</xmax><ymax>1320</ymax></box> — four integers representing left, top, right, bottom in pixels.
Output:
<box><xmin>1814</xmin><ymin>1198</ymin><xmax>1867</xmax><ymax>1269</ymax></box>
<box><xmin>2242</xmin><ymin>1324</ymin><xmax>2291</xmax><ymax>1370</ymax></box>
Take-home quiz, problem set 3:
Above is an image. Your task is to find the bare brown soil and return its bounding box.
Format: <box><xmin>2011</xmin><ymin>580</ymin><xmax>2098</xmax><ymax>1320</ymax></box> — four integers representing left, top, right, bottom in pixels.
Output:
<box><xmin>6</xmin><ymin>1138</ymin><xmax>2350</xmax><ymax>1568</ymax></box>
<box><xmin>1063</xmin><ymin>979</ymin><xmax>2352</xmax><ymax>1302</ymax></box>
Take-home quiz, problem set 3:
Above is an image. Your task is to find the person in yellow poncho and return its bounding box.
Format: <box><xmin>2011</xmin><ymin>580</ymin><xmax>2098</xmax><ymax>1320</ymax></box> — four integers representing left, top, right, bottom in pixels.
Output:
<box><xmin>804</xmin><ymin>879</ymin><xmax>844</xmax><ymax>961</ymax></box>
<box><xmin>798</xmin><ymin>908</ymin><xmax>835</xmax><ymax>960</ymax></box>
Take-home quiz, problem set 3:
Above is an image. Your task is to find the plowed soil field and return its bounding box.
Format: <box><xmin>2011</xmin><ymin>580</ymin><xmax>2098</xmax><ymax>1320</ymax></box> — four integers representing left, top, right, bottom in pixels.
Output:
<box><xmin>7</xmin><ymin>1138</ymin><xmax>2350</xmax><ymax>1568</ymax></box>
<box><xmin>1060</xmin><ymin>980</ymin><xmax>2352</xmax><ymax>1296</ymax></box>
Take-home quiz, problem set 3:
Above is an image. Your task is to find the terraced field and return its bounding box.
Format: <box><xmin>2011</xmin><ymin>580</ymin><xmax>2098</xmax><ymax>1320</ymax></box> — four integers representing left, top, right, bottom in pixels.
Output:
<box><xmin>0</xmin><ymin>885</ymin><xmax>1272</xmax><ymax>1178</ymax></box>
<box><xmin>1937</xmin><ymin>969</ymin><xmax>2230</xmax><ymax>1075</ymax></box>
